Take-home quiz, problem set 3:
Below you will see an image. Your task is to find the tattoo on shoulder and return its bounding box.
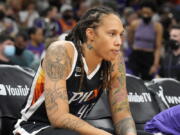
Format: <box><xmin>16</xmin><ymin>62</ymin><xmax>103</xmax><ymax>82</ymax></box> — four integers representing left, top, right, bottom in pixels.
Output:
<box><xmin>45</xmin><ymin>45</ymin><xmax>72</xmax><ymax>81</ymax></box>
<box><xmin>115</xmin><ymin>117</ymin><xmax>136</xmax><ymax>135</ymax></box>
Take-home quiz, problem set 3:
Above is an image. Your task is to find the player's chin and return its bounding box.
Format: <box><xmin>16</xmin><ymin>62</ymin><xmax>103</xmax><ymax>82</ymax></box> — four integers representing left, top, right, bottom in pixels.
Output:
<box><xmin>103</xmin><ymin>55</ymin><xmax>116</xmax><ymax>62</ymax></box>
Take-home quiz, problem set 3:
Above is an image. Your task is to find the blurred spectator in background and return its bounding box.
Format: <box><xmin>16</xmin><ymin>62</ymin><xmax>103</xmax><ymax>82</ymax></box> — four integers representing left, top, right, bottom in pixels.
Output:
<box><xmin>34</xmin><ymin>6</ymin><xmax>61</xmax><ymax>38</ymax></box>
<box><xmin>116</xmin><ymin>0</ymin><xmax>127</xmax><ymax>12</ymax></box>
<box><xmin>36</xmin><ymin>0</ymin><xmax>49</xmax><ymax>13</ymax></box>
<box><xmin>159</xmin><ymin>3</ymin><xmax>174</xmax><ymax>42</ymax></box>
<box><xmin>0</xmin><ymin>35</ymin><xmax>15</xmax><ymax>65</ymax></box>
<box><xmin>6</xmin><ymin>0</ymin><xmax>22</xmax><ymax>15</ymax></box>
<box><xmin>58</xmin><ymin>4</ymin><xmax>77</xmax><ymax>34</ymax></box>
<box><xmin>122</xmin><ymin>7</ymin><xmax>138</xmax><ymax>74</ymax></box>
<box><xmin>74</xmin><ymin>0</ymin><xmax>90</xmax><ymax>21</ymax></box>
<box><xmin>127</xmin><ymin>0</ymin><xmax>163</xmax><ymax>80</ymax></box>
<box><xmin>0</xmin><ymin>2</ymin><xmax>18</xmax><ymax>37</ymax></box>
<box><xmin>0</xmin><ymin>0</ymin><xmax>178</xmax><ymax>76</ymax></box>
<box><xmin>158</xmin><ymin>25</ymin><xmax>180</xmax><ymax>81</ymax></box>
<box><xmin>126</xmin><ymin>0</ymin><xmax>141</xmax><ymax>11</ymax></box>
<box><xmin>158</xmin><ymin>1</ymin><xmax>180</xmax><ymax>43</ymax></box>
<box><xmin>171</xmin><ymin>4</ymin><xmax>180</xmax><ymax>25</ymax></box>
<box><xmin>6</xmin><ymin>4</ymin><xmax>17</xmax><ymax>21</ymax></box>
<box><xmin>123</xmin><ymin>7</ymin><xmax>138</xmax><ymax>26</ymax></box>
<box><xmin>9</xmin><ymin>31</ymin><xmax>36</xmax><ymax>68</ymax></box>
<box><xmin>26</xmin><ymin>27</ymin><xmax>45</xmax><ymax>60</ymax></box>
<box><xmin>18</xmin><ymin>1</ymin><xmax>39</xmax><ymax>28</ymax></box>
<box><xmin>49</xmin><ymin>0</ymin><xmax>69</xmax><ymax>10</ymax></box>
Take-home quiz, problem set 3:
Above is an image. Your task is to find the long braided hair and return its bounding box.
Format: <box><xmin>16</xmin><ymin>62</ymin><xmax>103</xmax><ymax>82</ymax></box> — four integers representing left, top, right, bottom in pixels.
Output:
<box><xmin>66</xmin><ymin>6</ymin><xmax>118</xmax><ymax>91</ymax></box>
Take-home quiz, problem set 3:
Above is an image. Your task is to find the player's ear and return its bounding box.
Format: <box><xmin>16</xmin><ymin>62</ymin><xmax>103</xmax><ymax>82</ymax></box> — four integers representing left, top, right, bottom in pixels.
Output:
<box><xmin>86</xmin><ymin>28</ymin><xmax>95</xmax><ymax>41</ymax></box>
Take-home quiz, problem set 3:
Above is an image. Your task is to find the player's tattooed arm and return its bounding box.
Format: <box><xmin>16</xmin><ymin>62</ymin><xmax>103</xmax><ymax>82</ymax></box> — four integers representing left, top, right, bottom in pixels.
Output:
<box><xmin>109</xmin><ymin>53</ymin><xmax>137</xmax><ymax>135</ymax></box>
<box><xmin>43</xmin><ymin>42</ymin><xmax>111</xmax><ymax>135</ymax></box>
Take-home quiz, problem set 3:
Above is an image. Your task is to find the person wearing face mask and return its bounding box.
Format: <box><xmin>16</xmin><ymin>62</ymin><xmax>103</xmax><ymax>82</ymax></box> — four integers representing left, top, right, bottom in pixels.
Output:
<box><xmin>58</xmin><ymin>4</ymin><xmax>77</xmax><ymax>34</ymax></box>
<box><xmin>127</xmin><ymin>0</ymin><xmax>163</xmax><ymax>81</ymax></box>
<box><xmin>0</xmin><ymin>34</ymin><xmax>15</xmax><ymax>65</ymax></box>
<box><xmin>9</xmin><ymin>31</ymin><xmax>36</xmax><ymax>68</ymax></box>
<box><xmin>157</xmin><ymin>25</ymin><xmax>180</xmax><ymax>81</ymax></box>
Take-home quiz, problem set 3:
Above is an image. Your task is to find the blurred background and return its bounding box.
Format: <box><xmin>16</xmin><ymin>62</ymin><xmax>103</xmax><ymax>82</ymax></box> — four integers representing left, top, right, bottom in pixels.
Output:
<box><xmin>0</xmin><ymin>0</ymin><xmax>179</xmax><ymax>81</ymax></box>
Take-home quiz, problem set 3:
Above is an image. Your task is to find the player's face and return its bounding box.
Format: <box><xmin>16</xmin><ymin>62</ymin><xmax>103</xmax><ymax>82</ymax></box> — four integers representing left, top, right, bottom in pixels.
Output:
<box><xmin>91</xmin><ymin>14</ymin><xmax>124</xmax><ymax>61</ymax></box>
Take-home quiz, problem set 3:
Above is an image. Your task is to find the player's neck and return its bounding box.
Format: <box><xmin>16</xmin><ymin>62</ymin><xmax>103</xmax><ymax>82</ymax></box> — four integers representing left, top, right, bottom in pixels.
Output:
<box><xmin>83</xmin><ymin>45</ymin><xmax>102</xmax><ymax>74</ymax></box>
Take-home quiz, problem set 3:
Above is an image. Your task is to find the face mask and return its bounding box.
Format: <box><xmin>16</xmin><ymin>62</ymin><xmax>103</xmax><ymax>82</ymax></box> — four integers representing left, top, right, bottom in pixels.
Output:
<box><xmin>142</xmin><ymin>16</ymin><xmax>152</xmax><ymax>24</ymax></box>
<box><xmin>4</xmin><ymin>45</ymin><xmax>16</xmax><ymax>57</ymax></box>
<box><xmin>15</xmin><ymin>46</ymin><xmax>25</xmax><ymax>55</ymax></box>
<box><xmin>168</xmin><ymin>39</ymin><xmax>180</xmax><ymax>50</ymax></box>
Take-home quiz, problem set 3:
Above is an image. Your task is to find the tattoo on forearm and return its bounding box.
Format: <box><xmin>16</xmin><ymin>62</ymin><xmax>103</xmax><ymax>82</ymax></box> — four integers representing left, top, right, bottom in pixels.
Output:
<box><xmin>111</xmin><ymin>87</ymin><xmax>127</xmax><ymax>102</ymax></box>
<box><xmin>45</xmin><ymin>45</ymin><xmax>71</xmax><ymax>81</ymax></box>
<box><xmin>45</xmin><ymin>85</ymin><xmax>68</xmax><ymax>114</ymax></box>
<box><xmin>60</xmin><ymin>117</ymin><xmax>85</xmax><ymax>130</ymax></box>
<box><xmin>111</xmin><ymin>85</ymin><xmax>128</xmax><ymax>113</ymax></box>
<box><xmin>118</xmin><ymin>55</ymin><xmax>126</xmax><ymax>87</ymax></box>
<box><xmin>115</xmin><ymin>117</ymin><xmax>136</xmax><ymax>135</ymax></box>
<box><xmin>112</xmin><ymin>98</ymin><xmax>129</xmax><ymax>113</ymax></box>
<box><xmin>110</xmin><ymin>53</ymin><xmax>128</xmax><ymax>113</ymax></box>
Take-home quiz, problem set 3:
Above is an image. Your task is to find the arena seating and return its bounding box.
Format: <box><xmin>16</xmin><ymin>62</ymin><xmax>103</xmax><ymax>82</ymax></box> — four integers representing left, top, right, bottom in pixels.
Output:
<box><xmin>85</xmin><ymin>74</ymin><xmax>157</xmax><ymax>135</ymax></box>
<box><xmin>85</xmin><ymin>91</ymin><xmax>114</xmax><ymax>134</ymax></box>
<box><xmin>1</xmin><ymin>65</ymin><xmax>180</xmax><ymax>135</ymax></box>
<box><xmin>126</xmin><ymin>74</ymin><xmax>162</xmax><ymax>131</ymax></box>
<box><xmin>146</xmin><ymin>78</ymin><xmax>180</xmax><ymax>109</ymax></box>
<box><xmin>0</xmin><ymin>65</ymin><xmax>34</xmax><ymax>135</ymax></box>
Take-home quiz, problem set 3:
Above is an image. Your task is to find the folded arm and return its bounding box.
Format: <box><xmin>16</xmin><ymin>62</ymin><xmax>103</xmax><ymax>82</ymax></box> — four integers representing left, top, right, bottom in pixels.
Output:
<box><xmin>43</xmin><ymin>41</ymin><xmax>111</xmax><ymax>135</ymax></box>
<box><xmin>109</xmin><ymin>52</ymin><xmax>137</xmax><ymax>135</ymax></box>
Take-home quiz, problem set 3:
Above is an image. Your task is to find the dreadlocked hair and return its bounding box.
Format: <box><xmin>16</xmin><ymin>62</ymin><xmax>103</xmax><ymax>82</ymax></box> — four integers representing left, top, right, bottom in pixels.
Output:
<box><xmin>66</xmin><ymin>6</ymin><xmax>118</xmax><ymax>91</ymax></box>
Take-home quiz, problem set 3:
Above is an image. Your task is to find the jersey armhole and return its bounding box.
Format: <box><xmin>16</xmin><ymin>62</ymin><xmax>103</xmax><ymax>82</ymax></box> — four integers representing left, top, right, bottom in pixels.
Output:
<box><xmin>66</xmin><ymin>41</ymin><xmax>78</xmax><ymax>80</ymax></box>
